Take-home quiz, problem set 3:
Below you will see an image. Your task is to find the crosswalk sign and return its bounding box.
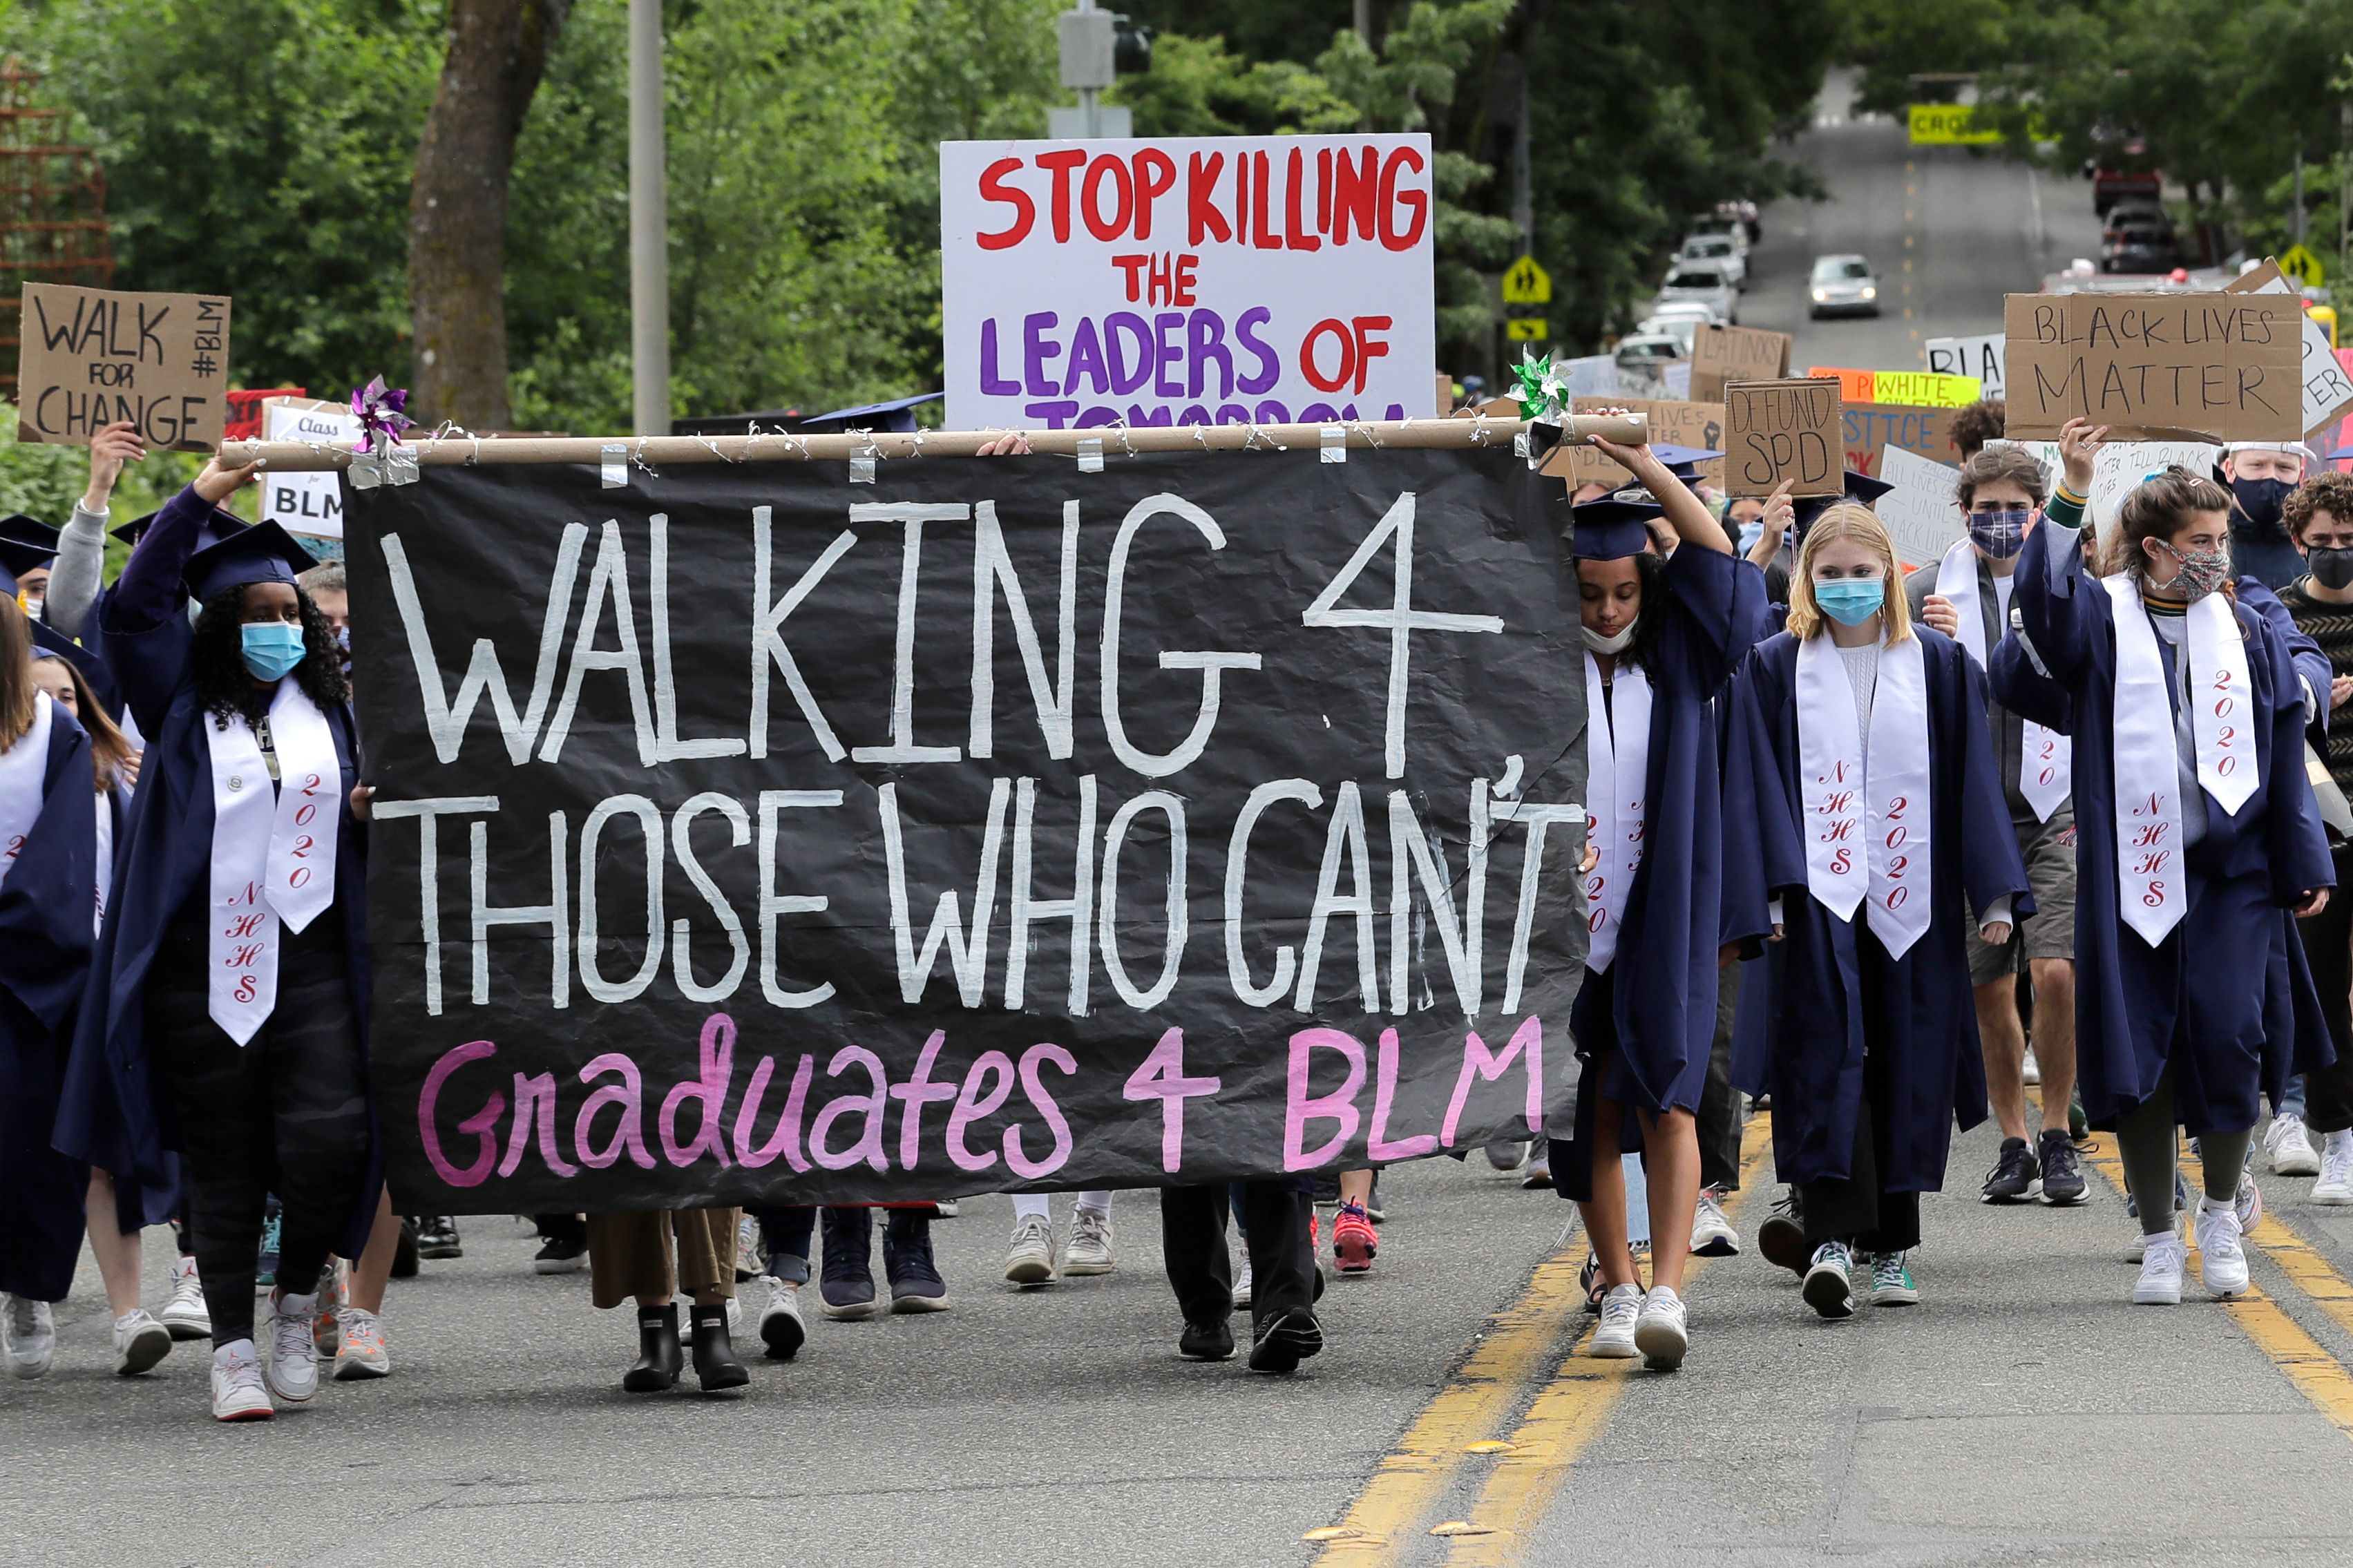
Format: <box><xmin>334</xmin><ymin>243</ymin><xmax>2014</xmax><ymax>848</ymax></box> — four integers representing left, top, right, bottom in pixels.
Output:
<box><xmin>2281</xmin><ymin>245</ymin><xmax>2326</xmax><ymax>287</ymax></box>
<box><xmin>1502</xmin><ymin>256</ymin><xmax>1552</xmax><ymax>305</ymax></box>
<box><xmin>1505</xmin><ymin>318</ymin><xmax>1549</xmax><ymax>342</ymax></box>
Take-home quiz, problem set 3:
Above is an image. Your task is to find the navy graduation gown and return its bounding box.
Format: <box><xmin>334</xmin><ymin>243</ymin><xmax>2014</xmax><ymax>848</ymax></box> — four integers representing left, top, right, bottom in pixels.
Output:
<box><xmin>1563</xmin><ymin>548</ymin><xmax>1755</xmax><ymax>1154</ymax></box>
<box><xmin>2010</xmin><ymin>511</ymin><xmax>2335</xmax><ymax>1134</ymax></box>
<box><xmin>0</xmin><ymin>705</ymin><xmax>97</xmax><ymax>1301</ymax></box>
<box><xmin>1721</xmin><ymin>627</ymin><xmax>2030</xmax><ymax>1192</ymax></box>
<box><xmin>55</xmin><ymin>486</ymin><xmax>380</xmax><ymax>1255</ymax></box>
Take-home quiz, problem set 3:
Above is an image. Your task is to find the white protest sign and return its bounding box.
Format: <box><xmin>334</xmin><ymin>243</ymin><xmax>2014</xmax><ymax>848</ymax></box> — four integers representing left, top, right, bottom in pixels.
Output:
<box><xmin>1661</xmin><ymin>360</ymin><xmax>1693</xmax><ymax>401</ymax></box>
<box><xmin>1559</xmin><ymin>354</ymin><xmax>1620</xmax><ymax>397</ymax></box>
<box><xmin>260</xmin><ymin>397</ymin><xmax>361</xmax><ymax>544</ymax></box>
<box><xmin>1994</xmin><ymin>437</ymin><xmax>2220</xmax><ymax>535</ymax></box>
<box><xmin>1925</xmin><ymin>333</ymin><xmax>2004</xmax><ymax>398</ymax></box>
<box><xmin>940</xmin><ymin>135</ymin><xmax>1436</xmax><ymax>430</ymax></box>
<box><xmin>1876</xmin><ymin>443</ymin><xmax>1963</xmax><ymax>568</ymax></box>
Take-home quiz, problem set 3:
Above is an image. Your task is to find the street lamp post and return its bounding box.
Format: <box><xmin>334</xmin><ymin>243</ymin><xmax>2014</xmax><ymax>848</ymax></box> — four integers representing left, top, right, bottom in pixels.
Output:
<box><xmin>628</xmin><ymin>0</ymin><xmax>671</xmax><ymax>436</ymax></box>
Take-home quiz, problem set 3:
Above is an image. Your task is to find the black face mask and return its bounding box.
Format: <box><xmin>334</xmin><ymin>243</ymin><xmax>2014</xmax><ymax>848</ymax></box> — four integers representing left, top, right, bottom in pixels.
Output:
<box><xmin>2231</xmin><ymin>475</ymin><xmax>2294</xmax><ymax>532</ymax></box>
<box><xmin>2309</xmin><ymin>546</ymin><xmax>2353</xmax><ymax>591</ymax></box>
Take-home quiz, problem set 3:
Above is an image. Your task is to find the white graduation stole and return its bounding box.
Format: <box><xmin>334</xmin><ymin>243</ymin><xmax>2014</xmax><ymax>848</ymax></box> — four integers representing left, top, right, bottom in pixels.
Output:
<box><xmin>1936</xmin><ymin>540</ymin><xmax>2072</xmax><ymax>821</ymax></box>
<box><xmin>1583</xmin><ymin>653</ymin><xmax>1653</xmax><ymax>972</ymax></box>
<box><xmin>93</xmin><ymin>790</ymin><xmax>113</xmax><ymax>936</ymax></box>
<box><xmin>1795</xmin><ymin>632</ymin><xmax>1935</xmax><ymax>957</ymax></box>
<box><xmin>0</xmin><ymin>692</ymin><xmax>56</xmax><ymax>890</ymax></box>
<box><xmin>2103</xmin><ymin>577</ymin><xmax>2258</xmax><ymax>944</ymax></box>
<box><xmin>206</xmin><ymin>682</ymin><xmax>341</xmax><ymax>1044</ymax></box>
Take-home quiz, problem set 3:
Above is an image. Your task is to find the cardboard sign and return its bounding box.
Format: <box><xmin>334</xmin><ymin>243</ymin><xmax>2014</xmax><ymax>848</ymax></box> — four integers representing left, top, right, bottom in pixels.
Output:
<box><xmin>1925</xmin><ymin>334</ymin><xmax>2006</xmax><ymax>397</ymax></box>
<box><xmin>1806</xmin><ymin>367</ymin><xmax>1982</xmax><ymax>409</ymax></box>
<box><xmin>1842</xmin><ymin>402</ymin><xmax>1961</xmax><ymax>476</ymax></box>
<box><xmin>1543</xmin><ymin>396</ymin><xmax>1725</xmax><ymax>486</ymax></box>
<box><xmin>2002</xmin><ymin>291</ymin><xmax>2303</xmax><ymax>441</ymax></box>
<box><xmin>14</xmin><ymin>283</ymin><xmax>233</xmax><ymax>452</ymax></box>
<box><xmin>1724</xmin><ymin>378</ymin><xmax>1842</xmax><ymax>497</ymax></box>
<box><xmin>939</xmin><ymin>135</ymin><xmax>1436</xmax><ymax>429</ymax></box>
<box><xmin>1689</xmin><ymin>324</ymin><xmax>1791</xmax><ymax>403</ymax></box>
<box><xmin>2225</xmin><ymin>260</ymin><xmax>2353</xmax><ymax>439</ymax></box>
<box><xmin>1992</xmin><ymin>437</ymin><xmax>2221</xmax><ymax>533</ymax></box>
<box><xmin>259</xmin><ymin>397</ymin><xmax>363</xmax><ymax>546</ymax></box>
<box><xmin>1874</xmin><ymin>444</ymin><xmax>1964</xmax><ymax>568</ymax></box>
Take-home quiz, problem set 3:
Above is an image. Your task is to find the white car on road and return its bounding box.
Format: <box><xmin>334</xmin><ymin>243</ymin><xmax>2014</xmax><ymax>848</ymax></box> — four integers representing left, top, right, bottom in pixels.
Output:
<box><xmin>1808</xmin><ymin>254</ymin><xmax>1880</xmax><ymax>318</ymax></box>
<box><xmin>1677</xmin><ymin>232</ymin><xmax>1748</xmax><ymax>291</ymax></box>
<box><xmin>1652</xmin><ymin>263</ymin><xmax>1738</xmax><ymax>325</ymax></box>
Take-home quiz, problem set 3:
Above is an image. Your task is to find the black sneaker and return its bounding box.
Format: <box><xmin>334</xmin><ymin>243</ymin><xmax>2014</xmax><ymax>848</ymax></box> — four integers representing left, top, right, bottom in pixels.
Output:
<box><xmin>1980</xmin><ymin>1137</ymin><xmax>2040</xmax><ymax>1203</ymax></box>
<box><xmin>1179</xmin><ymin>1318</ymin><xmax>1235</xmax><ymax>1360</ymax></box>
<box><xmin>2038</xmin><ymin>1129</ymin><xmax>2088</xmax><ymax>1206</ymax></box>
<box><xmin>882</xmin><ymin>1221</ymin><xmax>949</xmax><ymax>1314</ymax></box>
<box><xmin>1247</xmin><ymin>1307</ymin><xmax>1324</xmax><ymax>1373</ymax></box>
<box><xmin>819</xmin><ymin>1207</ymin><xmax>877</xmax><ymax>1320</ymax></box>
<box><xmin>1757</xmin><ymin>1190</ymin><xmax>1810</xmax><ymax>1277</ymax></box>
<box><xmin>533</xmin><ymin>1234</ymin><xmax>589</xmax><ymax>1274</ymax></box>
<box><xmin>416</xmin><ymin>1216</ymin><xmax>463</xmax><ymax>1259</ymax></box>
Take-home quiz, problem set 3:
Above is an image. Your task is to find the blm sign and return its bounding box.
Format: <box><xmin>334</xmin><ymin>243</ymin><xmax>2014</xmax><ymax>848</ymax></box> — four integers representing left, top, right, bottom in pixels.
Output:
<box><xmin>346</xmin><ymin>446</ymin><xmax>1587</xmax><ymax>1210</ymax></box>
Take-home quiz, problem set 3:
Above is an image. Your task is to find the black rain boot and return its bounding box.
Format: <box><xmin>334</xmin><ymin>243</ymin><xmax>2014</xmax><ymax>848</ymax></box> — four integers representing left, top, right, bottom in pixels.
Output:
<box><xmin>689</xmin><ymin>1303</ymin><xmax>750</xmax><ymax>1392</ymax></box>
<box><xmin>621</xmin><ymin>1303</ymin><xmax>683</xmax><ymax>1393</ymax></box>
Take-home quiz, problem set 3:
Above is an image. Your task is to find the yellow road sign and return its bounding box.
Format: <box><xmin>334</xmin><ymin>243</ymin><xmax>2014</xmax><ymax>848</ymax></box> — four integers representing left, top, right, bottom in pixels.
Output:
<box><xmin>1505</xmin><ymin>318</ymin><xmax>1548</xmax><ymax>342</ymax></box>
<box><xmin>1908</xmin><ymin>104</ymin><xmax>2001</xmax><ymax>146</ymax></box>
<box><xmin>2282</xmin><ymin>244</ymin><xmax>2327</xmax><ymax>287</ymax></box>
<box><xmin>1501</xmin><ymin>256</ymin><xmax>1552</xmax><ymax>305</ymax></box>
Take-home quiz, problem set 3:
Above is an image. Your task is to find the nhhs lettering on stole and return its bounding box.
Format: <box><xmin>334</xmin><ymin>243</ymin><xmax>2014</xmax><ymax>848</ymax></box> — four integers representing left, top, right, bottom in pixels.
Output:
<box><xmin>346</xmin><ymin>447</ymin><xmax>1586</xmax><ymax>1210</ymax></box>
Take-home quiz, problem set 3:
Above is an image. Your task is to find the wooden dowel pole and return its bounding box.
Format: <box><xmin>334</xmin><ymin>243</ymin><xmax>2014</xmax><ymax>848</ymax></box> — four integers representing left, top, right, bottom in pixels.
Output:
<box><xmin>218</xmin><ymin>414</ymin><xmax>1648</xmax><ymax>472</ymax></box>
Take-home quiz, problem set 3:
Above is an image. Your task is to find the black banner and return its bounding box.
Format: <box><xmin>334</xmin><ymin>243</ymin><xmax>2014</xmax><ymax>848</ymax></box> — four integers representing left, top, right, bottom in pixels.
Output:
<box><xmin>345</xmin><ymin>446</ymin><xmax>1587</xmax><ymax>1209</ymax></box>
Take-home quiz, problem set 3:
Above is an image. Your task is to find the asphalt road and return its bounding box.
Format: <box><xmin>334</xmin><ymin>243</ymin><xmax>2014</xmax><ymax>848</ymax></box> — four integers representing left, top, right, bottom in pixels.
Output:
<box><xmin>1735</xmin><ymin>72</ymin><xmax>2103</xmax><ymax>376</ymax></box>
<box><xmin>12</xmin><ymin>77</ymin><xmax>2353</xmax><ymax>1568</ymax></box>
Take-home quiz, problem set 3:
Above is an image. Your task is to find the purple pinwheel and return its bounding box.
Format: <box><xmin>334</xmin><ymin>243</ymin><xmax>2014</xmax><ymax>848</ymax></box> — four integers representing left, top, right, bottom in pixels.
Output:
<box><xmin>350</xmin><ymin>375</ymin><xmax>415</xmax><ymax>453</ymax></box>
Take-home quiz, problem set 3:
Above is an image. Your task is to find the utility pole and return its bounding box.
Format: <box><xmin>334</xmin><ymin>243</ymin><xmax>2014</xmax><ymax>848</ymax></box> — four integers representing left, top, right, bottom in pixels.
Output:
<box><xmin>628</xmin><ymin>0</ymin><xmax>671</xmax><ymax>435</ymax></box>
<box><xmin>2293</xmin><ymin>146</ymin><xmax>2307</xmax><ymax>247</ymax></box>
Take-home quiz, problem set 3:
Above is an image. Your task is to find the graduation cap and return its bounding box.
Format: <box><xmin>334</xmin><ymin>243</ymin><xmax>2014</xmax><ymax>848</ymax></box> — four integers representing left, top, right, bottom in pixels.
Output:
<box><xmin>1648</xmin><ymin>444</ymin><xmax>1723</xmax><ymax>484</ymax></box>
<box><xmin>111</xmin><ymin>510</ymin><xmax>165</xmax><ymax>548</ymax></box>
<box><xmin>1562</xmin><ymin>490</ymin><xmax>1668</xmax><ymax>561</ymax></box>
<box><xmin>0</xmin><ymin>533</ymin><xmax>59</xmax><ymax>598</ymax></box>
<box><xmin>1793</xmin><ymin>470</ymin><xmax>1898</xmax><ymax>535</ymax></box>
<box><xmin>0</xmin><ymin>511</ymin><xmax>55</xmax><ymax>544</ymax></box>
<box><xmin>182</xmin><ymin>519</ymin><xmax>318</xmax><ymax>604</ymax></box>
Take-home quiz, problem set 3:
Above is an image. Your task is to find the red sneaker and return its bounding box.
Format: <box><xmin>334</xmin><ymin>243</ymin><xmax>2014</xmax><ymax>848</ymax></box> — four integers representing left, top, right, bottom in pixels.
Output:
<box><xmin>1333</xmin><ymin>1201</ymin><xmax>1378</xmax><ymax>1274</ymax></box>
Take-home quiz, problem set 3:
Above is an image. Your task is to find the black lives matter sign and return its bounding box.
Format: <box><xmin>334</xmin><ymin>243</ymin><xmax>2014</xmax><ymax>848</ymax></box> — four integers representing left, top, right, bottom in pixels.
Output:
<box><xmin>15</xmin><ymin>283</ymin><xmax>232</xmax><ymax>452</ymax></box>
<box><xmin>345</xmin><ymin>446</ymin><xmax>1588</xmax><ymax>1210</ymax></box>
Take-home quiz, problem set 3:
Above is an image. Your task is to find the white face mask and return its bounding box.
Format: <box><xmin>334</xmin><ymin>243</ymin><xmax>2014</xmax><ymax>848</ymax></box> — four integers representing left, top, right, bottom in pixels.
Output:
<box><xmin>20</xmin><ymin>595</ymin><xmax>41</xmax><ymax>621</ymax></box>
<box><xmin>1583</xmin><ymin>622</ymin><xmax>1635</xmax><ymax>654</ymax></box>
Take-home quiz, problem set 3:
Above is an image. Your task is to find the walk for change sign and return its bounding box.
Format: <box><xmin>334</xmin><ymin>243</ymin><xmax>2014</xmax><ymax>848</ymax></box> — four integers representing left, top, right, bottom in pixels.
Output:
<box><xmin>345</xmin><ymin>448</ymin><xmax>1582</xmax><ymax>1210</ymax></box>
<box><xmin>940</xmin><ymin>135</ymin><xmax>1438</xmax><ymax>431</ymax></box>
<box><xmin>13</xmin><ymin>283</ymin><xmax>232</xmax><ymax>451</ymax></box>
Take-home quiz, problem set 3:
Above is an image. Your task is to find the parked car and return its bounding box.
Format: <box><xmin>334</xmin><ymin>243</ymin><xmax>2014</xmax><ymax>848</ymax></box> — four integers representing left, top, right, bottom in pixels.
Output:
<box><xmin>2102</xmin><ymin>222</ymin><xmax>2180</xmax><ymax>274</ymax></box>
<box><xmin>2090</xmin><ymin>164</ymin><xmax>2162</xmax><ymax>216</ymax></box>
<box><xmin>1677</xmin><ymin>232</ymin><xmax>1749</xmax><ymax>291</ymax></box>
<box><xmin>1613</xmin><ymin>332</ymin><xmax>1688</xmax><ymax>392</ymax></box>
<box><xmin>1713</xmin><ymin>198</ymin><xmax>1762</xmax><ymax>243</ymax></box>
<box><xmin>1808</xmin><ymin>254</ymin><xmax>1879</xmax><ymax>318</ymax></box>
<box><xmin>1635</xmin><ymin>311</ymin><xmax>1706</xmax><ymax>358</ymax></box>
<box><xmin>1654</xmin><ymin>264</ymin><xmax>1738</xmax><ymax>325</ymax></box>
<box><xmin>2102</xmin><ymin>199</ymin><xmax>2171</xmax><ymax>236</ymax></box>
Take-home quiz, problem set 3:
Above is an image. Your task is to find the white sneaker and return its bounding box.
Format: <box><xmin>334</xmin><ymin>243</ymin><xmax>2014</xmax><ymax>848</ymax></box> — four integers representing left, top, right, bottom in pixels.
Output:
<box><xmin>2134</xmin><ymin>1230</ymin><xmax>2187</xmax><ymax>1304</ymax></box>
<box><xmin>162</xmin><ymin>1254</ymin><xmax>211</xmax><ymax>1340</ymax></box>
<box><xmin>2312</xmin><ymin>1130</ymin><xmax>2353</xmax><ymax>1206</ymax></box>
<box><xmin>1633</xmin><ymin>1285</ymin><xmax>1688</xmax><ymax>1370</ymax></box>
<box><xmin>263</xmin><ymin>1291</ymin><xmax>319</xmax><ymax>1403</ymax></box>
<box><xmin>1590</xmin><ymin>1283</ymin><xmax>1642</xmax><ymax>1357</ymax></box>
<box><xmin>313</xmin><ymin>1258</ymin><xmax>347</xmax><ymax>1357</ymax></box>
<box><xmin>2021</xmin><ymin>1050</ymin><xmax>2041</xmax><ymax>1086</ymax></box>
<box><xmin>736</xmin><ymin>1214</ymin><xmax>763</xmax><ymax>1282</ymax></box>
<box><xmin>114</xmin><ymin>1308</ymin><xmax>173</xmax><ymax>1376</ymax></box>
<box><xmin>757</xmin><ymin>1276</ymin><xmax>806</xmax><ymax>1360</ymax></box>
<box><xmin>1232</xmin><ymin>1256</ymin><xmax>1254</xmax><ymax>1310</ymax></box>
<box><xmin>211</xmin><ymin>1340</ymin><xmax>274</xmax><ymax>1422</ymax></box>
<box><xmin>2265</xmin><ymin>1113</ymin><xmax>2323</xmax><ymax>1176</ymax></box>
<box><xmin>1004</xmin><ymin>1213</ymin><xmax>1057</xmax><ymax>1285</ymax></box>
<box><xmin>334</xmin><ymin>1306</ymin><xmax>390</xmax><ymax>1380</ymax></box>
<box><xmin>1064</xmin><ymin>1209</ymin><xmax>1116</xmax><ymax>1276</ymax></box>
<box><xmin>3</xmin><ymin>1295</ymin><xmax>55</xmax><ymax>1379</ymax></box>
<box><xmin>2193</xmin><ymin>1200</ymin><xmax>2251</xmax><ymax>1299</ymax></box>
<box><xmin>2236</xmin><ymin>1169</ymin><xmax>2265</xmax><ymax>1234</ymax></box>
<box><xmin>1689</xmin><ymin>1186</ymin><xmax>1740</xmax><ymax>1256</ymax></box>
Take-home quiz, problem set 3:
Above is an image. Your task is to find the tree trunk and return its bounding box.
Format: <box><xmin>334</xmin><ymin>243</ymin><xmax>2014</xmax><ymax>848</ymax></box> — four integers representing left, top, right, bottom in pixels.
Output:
<box><xmin>408</xmin><ymin>0</ymin><xmax>573</xmax><ymax>430</ymax></box>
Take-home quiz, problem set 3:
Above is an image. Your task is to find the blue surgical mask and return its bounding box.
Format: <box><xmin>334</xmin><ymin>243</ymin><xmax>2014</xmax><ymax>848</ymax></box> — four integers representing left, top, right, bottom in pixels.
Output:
<box><xmin>1813</xmin><ymin>577</ymin><xmax>1885</xmax><ymax>626</ymax></box>
<box><xmin>1737</xmin><ymin>519</ymin><xmax>1764</xmax><ymax>555</ymax></box>
<box><xmin>1968</xmin><ymin>507</ymin><xmax>2032</xmax><ymax>560</ymax></box>
<box><xmin>240</xmin><ymin>622</ymin><xmax>307</xmax><ymax>682</ymax></box>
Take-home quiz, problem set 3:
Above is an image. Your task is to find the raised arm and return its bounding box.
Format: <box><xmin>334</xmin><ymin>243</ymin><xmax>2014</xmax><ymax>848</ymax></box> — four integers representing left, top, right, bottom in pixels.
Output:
<box><xmin>2010</xmin><ymin>417</ymin><xmax>2109</xmax><ymax>685</ymax></box>
<box><xmin>1589</xmin><ymin>437</ymin><xmax>1733</xmax><ymax>555</ymax></box>
<box><xmin>40</xmin><ymin>421</ymin><xmax>145</xmax><ymax>638</ymax></box>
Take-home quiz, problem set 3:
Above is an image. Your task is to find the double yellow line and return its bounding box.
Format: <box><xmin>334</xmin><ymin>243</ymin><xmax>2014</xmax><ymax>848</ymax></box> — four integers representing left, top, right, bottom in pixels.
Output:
<box><xmin>1310</xmin><ymin>1118</ymin><xmax>1774</xmax><ymax>1565</ymax></box>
